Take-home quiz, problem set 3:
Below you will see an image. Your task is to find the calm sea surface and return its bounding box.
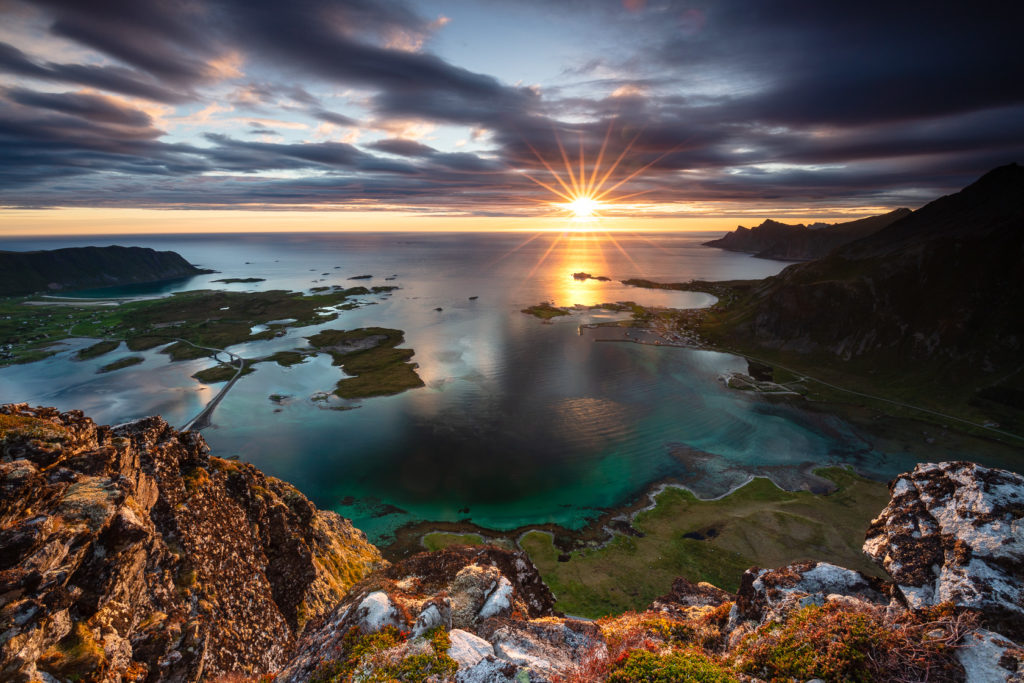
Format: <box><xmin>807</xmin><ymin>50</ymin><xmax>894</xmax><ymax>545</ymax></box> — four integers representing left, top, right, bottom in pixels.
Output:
<box><xmin>1</xmin><ymin>232</ymin><xmax>1014</xmax><ymax>542</ymax></box>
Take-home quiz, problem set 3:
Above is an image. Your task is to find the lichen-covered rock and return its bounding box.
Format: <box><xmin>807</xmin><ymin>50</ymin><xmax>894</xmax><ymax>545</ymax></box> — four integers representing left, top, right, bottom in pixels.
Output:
<box><xmin>0</xmin><ymin>404</ymin><xmax>383</xmax><ymax>683</ymax></box>
<box><xmin>733</xmin><ymin>561</ymin><xmax>888</xmax><ymax>626</ymax></box>
<box><xmin>446</xmin><ymin>629</ymin><xmax>494</xmax><ymax>668</ymax></box>
<box><xmin>276</xmin><ymin>546</ymin><xmax>604</xmax><ymax>683</ymax></box>
<box><xmin>483</xmin><ymin>617</ymin><xmax>606</xmax><ymax>679</ymax></box>
<box><xmin>957</xmin><ymin>629</ymin><xmax>1024</xmax><ymax>683</ymax></box>
<box><xmin>863</xmin><ymin>461</ymin><xmax>1024</xmax><ymax>639</ymax></box>
<box><xmin>650</xmin><ymin>576</ymin><xmax>734</xmax><ymax>618</ymax></box>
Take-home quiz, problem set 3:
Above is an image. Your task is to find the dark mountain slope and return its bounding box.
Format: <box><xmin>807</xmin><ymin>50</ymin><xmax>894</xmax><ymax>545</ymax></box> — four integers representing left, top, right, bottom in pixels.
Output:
<box><xmin>704</xmin><ymin>164</ymin><xmax>1024</xmax><ymax>418</ymax></box>
<box><xmin>704</xmin><ymin>208</ymin><xmax>911</xmax><ymax>261</ymax></box>
<box><xmin>0</xmin><ymin>245</ymin><xmax>210</xmax><ymax>297</ymax></box>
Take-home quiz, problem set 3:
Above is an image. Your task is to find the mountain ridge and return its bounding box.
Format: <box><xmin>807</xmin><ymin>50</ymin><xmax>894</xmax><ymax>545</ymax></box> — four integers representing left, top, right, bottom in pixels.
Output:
<box><xmin>703</xmin><ymin>208</ymin><xmax>912</xmax><ymax>261</ymax></box>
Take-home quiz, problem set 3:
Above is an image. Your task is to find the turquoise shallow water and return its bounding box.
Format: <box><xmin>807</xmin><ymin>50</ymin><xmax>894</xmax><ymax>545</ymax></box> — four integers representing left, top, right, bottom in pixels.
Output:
<box><xmin>1</xmin><ymin>232</ymin><xmax>1017</xmax><ymax>543</ymax></box>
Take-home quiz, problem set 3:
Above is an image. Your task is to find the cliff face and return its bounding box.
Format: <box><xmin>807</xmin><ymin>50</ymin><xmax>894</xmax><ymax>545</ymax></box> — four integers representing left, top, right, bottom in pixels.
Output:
<box><xmin>0</xmin><ymin>404</ymin><xmax>383</xmax><ymax>683</ymax></box>
<box><xmin>703</xmin><ymin>209</ymin><xmax>910</xmax><ymax>261</ymax></box>
<box><xmin>0</xmin><ymin>246</ymin><xmax>210</xmax><ymax>297</ymax></box>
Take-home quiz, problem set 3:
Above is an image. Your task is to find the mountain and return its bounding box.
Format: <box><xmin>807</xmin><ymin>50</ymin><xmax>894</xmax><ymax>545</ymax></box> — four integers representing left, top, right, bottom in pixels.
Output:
<box><xmin>704</xmin><ymin>208</ymin><xmax>911</xmax><ymax>261</ymax></box>
<box><xmin>0</xmin><ymin>246</ymin><xmax>211</xmax><ymax>297</ymax></box>
<box><xmin>705</xmin><ymin>164</ymin><xmax>1024</xmax><ymax>416</ymax></box>
<box><xmin>2</xmin><ymin>405</ymin><xmax>1021</xmax><ymax>681</ymax></box>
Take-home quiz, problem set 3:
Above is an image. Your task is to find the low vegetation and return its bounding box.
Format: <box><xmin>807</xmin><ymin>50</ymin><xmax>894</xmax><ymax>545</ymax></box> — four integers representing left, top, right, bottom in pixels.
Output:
<box><xmin>422</xmin><ymin>532</ymin><xmax>486</xmax><ymax>551</ymax></box>
<box><xmin>521</xmin><ymin>468</ymin><xmax>889</xmax><ymax>617</ymax></box>
<box><xmin>191</xmin><ymin>362</ymin><xmax>253</xmax><ymax>383</ymax></box>
<box><xmin>98</xmin><ymin>356</ymin><xmax>145</xmax><ymax>373</ymax></box>
<box><xmin>521</xmin><ymin>302</ymin><xmax>570</xmax><ymax>319</ymax></box>
<box><xmin>75</xmin><ymin>340</ymin><xmax>120</xmax><ymax>360</ymax></box>
<box><xmin>309</xmin><ymin>626</ymin><xmax>457</xmax><ymax>683</ymax></box>
<box><xmin>307</xmin><ymin>327</ymin><xmax>424</xmax><ymax>399</ymax></box>
<box><xmin>0</xmin><ymin>413</ymin><xmax>69</xmax><ymax>442</ymax></box>
<box><xmin>733</xmin><ymin>602</ymin><xmax>975</xmax><ymax>682</ymax></box>
<box><xmin>0</xmin><ymin>286</ymin><xmax>371</xmax><ymax>367</ymax></box>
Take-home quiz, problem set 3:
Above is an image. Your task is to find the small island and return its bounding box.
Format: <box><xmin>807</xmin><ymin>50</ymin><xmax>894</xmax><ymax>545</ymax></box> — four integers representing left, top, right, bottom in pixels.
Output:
<box><xmin>307</xmin><ymin>327</ymin><xmax>425</xmax><ymax>399</ymax></box>
<box><xmin>521</xmin><ymin>302</ymin><xmax>570</xmax><ymax>319</ymax></box>
<box><xmin>211</xmin><ymin>277</ymin><xmax>266</xmax><ymax>284</ymax></box>
<box><xmin>572</xmin><ymin>271</ymin><xmax>611</xmax><ymax>281</ymax></box>
<box><xmin>98</xmin><ymin>356</ymin><xmax>144</xmax><ymax>373</ymax></box>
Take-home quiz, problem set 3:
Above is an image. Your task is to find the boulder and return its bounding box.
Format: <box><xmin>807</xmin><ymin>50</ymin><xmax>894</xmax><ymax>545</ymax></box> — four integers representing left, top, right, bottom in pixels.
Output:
<box><xmin>447</xmin><ymin>629</ymin><xmax>494</xmax><ymax>668</ymax></box>
<box><xmin>733</xmin><ymin>561</ymin><xmax>888</xmax><ymax>625</ymax></box>
<box><xmin>956</xmin><ymin>629</ymin><xmax>1024</xmax><ymax>683</ymax></box>
<box><xmin>864</xmin><ymin>461</ymin><xmax>1024</xmax><ymax>639</ymax></box>
<box><xmin>650</xmin><ymin>576</ymin><xmax>734</xmax><ymax>617</ymax></box>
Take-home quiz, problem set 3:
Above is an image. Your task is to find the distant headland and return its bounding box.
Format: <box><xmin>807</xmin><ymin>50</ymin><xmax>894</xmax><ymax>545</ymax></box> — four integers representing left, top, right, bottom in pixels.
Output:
<box><xmin>0</xmin><ymin>245</ymin><xmax>212</xmax><ymax>297</ymax></box>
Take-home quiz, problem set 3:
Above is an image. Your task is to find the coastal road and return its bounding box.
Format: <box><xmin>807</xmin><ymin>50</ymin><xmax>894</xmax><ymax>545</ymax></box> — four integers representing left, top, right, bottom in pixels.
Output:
<box><xmin>178</xmin><ymin>339</ymin><xmax>246</xmax><ymax>432</ymax></box>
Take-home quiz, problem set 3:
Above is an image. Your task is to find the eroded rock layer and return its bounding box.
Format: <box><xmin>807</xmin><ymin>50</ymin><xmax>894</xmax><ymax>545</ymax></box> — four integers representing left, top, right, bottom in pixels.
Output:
<box><xmin>0</xmin><ymin>404</ymin><xmax>383</xmax><ymax>682</ymax></box>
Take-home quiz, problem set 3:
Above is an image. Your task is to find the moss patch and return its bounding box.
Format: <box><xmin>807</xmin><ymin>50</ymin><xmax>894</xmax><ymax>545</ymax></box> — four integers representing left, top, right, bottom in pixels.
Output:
<box><xmin>39</xmin><ymin>622</ymin><xmax>107</xmax><ymax>682</ymax></box>
<box><xmin>422</xmin><ymin>532</ymin><xmax>485</xmax><ymax>551</ymax></box>
<box><xmin>521</xmin><ymin>468</ymin><xmax>889</xmax><ymax>618</ymax></box>
<box><xmin>0</xmin><ymin>413</ymin><xmax>69</xmax><ymax>442</ymax></box>
<box><xmin>609</xmin><ymin>649</ymin><xmax>738</xmax><ymax>683</ymax></box>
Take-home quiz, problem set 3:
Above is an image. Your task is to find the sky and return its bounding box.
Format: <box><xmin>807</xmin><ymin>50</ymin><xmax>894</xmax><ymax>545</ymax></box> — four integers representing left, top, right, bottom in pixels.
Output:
<box><xmin>0</xmin><ymin>0</ymin><xmax>1022</xmax><ymax>233</ymax></box>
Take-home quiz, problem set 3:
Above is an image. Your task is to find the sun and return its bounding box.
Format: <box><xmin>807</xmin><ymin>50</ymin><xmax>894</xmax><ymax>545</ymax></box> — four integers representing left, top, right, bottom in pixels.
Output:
<box><xmin>566</xmin><ymin>195</ymin><xmax>600</xmax><ymax>218</ymax></box>
<box><xmin>520</xmin><ymin>120</ymin><xmax>677</xmax><ymax>225</ymax></box>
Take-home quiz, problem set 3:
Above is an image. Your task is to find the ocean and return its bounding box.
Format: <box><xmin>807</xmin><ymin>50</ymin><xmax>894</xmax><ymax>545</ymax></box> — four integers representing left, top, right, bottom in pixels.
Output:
<box><xmin>0</xmin><ymin>231</ymin><xmax>1012</xmax><ymax>543</ymax></box>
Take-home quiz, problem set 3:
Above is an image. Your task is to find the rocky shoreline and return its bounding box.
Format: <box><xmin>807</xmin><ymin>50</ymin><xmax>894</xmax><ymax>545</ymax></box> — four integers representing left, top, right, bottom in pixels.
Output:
<box><xmin>2</xmin><ymin>404</ymin><xmax>1022</xmax><ymax>682</ymax></box>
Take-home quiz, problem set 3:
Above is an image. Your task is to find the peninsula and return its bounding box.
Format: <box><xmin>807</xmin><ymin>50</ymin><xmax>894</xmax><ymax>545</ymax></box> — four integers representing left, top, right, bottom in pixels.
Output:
<box><xmin>0</xmin><ymin>246</ymin><xmax>211</xmax><ymax>297</ymax></box>
<box><xmin>703</xmin><ymin>209</ymin><xmax>911</xmax><ymax>261</ymax></box>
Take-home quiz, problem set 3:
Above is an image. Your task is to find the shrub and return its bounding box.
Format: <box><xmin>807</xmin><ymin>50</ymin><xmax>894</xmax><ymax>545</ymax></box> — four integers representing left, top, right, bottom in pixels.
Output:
<box><xmin>734</xmin><ymin>601</ymin><xmax>976</xmax><ymax>683</ymax></box>
<box><xmin>309</xmin><ymin>625</ymin><xmax>458</xmax><ymax>683</ymax></box>
<box><xmin>608</xmin><ymin>649</ymin><xmax>738</xmax><ymax>683</ymax></box>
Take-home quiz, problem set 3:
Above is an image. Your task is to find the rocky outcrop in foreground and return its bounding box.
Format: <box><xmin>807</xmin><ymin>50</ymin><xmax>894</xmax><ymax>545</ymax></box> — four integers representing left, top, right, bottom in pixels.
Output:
<box><xmin>3</xmin><ymin>405</ymin><xmax>1023</xmax><ymax>682</ymax></box>
<box><xmin>277</xmin><ymin>461</ymin><xmax>1023</xmax><ymax>683</ymax></box>
<box><xmin>0</xmin><ymin>404</ymin><xmax>382</xmax><ymax>682</ymax></box>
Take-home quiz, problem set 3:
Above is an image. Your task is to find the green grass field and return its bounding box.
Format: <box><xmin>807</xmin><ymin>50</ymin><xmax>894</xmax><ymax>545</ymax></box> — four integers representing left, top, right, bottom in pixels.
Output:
<box><xmin>520</xmin><ymin>467</ymin><xmax>890</xmax><ymax>618</ymax></box>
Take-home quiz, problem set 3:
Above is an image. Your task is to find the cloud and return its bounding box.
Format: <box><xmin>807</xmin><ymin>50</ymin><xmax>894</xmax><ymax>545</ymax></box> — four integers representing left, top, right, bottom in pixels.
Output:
<box><xmin>3</xmin><ymin>87</ymin><xmax>154</xmax><ymax>127</ymax></box>
<box><xmin>2</xmin><ymin>0</ymin><xmax>1022</xmax><ymax>214</ymax></box>
<box><xmin>0</xmin><ymin>41</ymin><xmax>191</xmax><ymax>103</ymax></box>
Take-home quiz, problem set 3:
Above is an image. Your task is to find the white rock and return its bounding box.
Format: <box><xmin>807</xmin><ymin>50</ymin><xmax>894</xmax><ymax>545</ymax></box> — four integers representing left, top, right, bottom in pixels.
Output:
<box><xmin>413</xmin><ymin>604</ymin><xmax>443</xmax><ymax>636</ymax></box>
<box><xmin>956</xmin><ymin>629</ymin><xmax>1023</xmax><ymax>683</ymax></box>
<box><xmin>447</xmin><ymin>629</ymin><xmax>494</xmax><ymax>668</ymax></box>
<box><xmin>479</xmin><ymin>576</ymin><xmax>514</xmax><ymax>619</ymax></box>
<box><xmin>356</xmin><ymin>591</ymin><xmax>398</xmax><ymax>633</ymax></box>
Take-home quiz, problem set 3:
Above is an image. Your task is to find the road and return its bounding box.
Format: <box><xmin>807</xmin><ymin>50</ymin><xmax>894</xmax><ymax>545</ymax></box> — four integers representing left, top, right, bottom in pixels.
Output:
<box><xmin>178</xmin><ymin>339</ymin><xmax>246</xmax><ymax>432</ymax></box>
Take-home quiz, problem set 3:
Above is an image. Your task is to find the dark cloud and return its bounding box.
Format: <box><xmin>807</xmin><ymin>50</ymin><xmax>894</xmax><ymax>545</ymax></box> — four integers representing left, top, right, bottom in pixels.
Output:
<box><xmin>367</xmin><ymin>138</ymin><xmax>437</xmax><ymax>157</ymax></box>
<box><xmin>313</xmin><ymin>110</ymin><xmax>358</xmax><ymax>127</ymax></box>
<box><xmin>0</xmin><ymin>41</ymin><xmax>190</xmax><ymax>103</ymax></box>
<box><xmin>4</xmin><ymin>87</ymin><xmax>153</xmax><ymax>127</ymax></box>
